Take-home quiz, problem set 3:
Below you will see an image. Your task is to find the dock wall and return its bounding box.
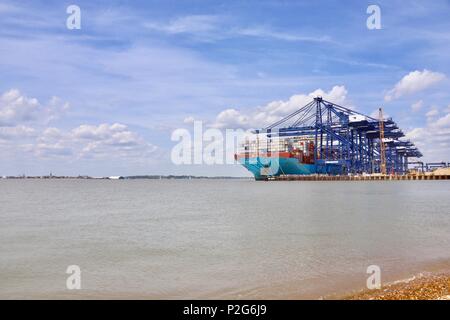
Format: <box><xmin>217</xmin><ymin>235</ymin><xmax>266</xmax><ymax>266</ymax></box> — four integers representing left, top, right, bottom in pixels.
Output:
<box><xmin>270</xmin><ymin>174</ymin><xmax>450</xmax><ymax>181</ymax></box>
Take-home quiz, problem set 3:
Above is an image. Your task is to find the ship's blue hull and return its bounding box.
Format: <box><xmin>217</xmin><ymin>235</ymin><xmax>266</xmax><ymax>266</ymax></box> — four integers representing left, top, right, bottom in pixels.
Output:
<box><xmin>238</xmin><ymin>156</ymin><xmax>345</xmax><ymax>180</ymax></box>
<box><xmin>238</xmin><ymin>156</ymin><xmax>315</xmax><ymax>180</ymax></box>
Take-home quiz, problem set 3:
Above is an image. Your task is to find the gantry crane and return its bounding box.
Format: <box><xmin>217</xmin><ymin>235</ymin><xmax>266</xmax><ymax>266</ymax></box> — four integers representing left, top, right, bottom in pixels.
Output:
<box><xmin>252</xmin><ymin>98</ymin><xmax>421</xmax><ymax>175</ymax></box>
<box><xmin>379</xmin><ymin>108</ymin><xmax>387</xmax><ymax>175</ymax></box>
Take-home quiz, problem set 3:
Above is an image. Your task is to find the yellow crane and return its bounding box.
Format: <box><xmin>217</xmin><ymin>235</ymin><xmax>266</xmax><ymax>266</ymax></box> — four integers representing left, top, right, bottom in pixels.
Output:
<box><xmin>379</xmin><ymin>108</ymin><xmax>387</xmax><ymax>175</ymax></box>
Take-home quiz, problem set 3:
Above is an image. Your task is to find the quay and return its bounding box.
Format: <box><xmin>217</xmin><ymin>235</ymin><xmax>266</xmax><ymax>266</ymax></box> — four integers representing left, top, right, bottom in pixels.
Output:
<box><xmin>270</xmin><ymin>173</ymin><xmax>450</xmax><ymax>181</ymax></box>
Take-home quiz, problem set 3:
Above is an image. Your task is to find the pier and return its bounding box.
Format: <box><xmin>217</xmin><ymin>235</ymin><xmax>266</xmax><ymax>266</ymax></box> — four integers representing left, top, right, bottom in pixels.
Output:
<box><xmin>270</xmin><ymin>173</ymin><xmax>450</xmax><ymax>181</ymax></box>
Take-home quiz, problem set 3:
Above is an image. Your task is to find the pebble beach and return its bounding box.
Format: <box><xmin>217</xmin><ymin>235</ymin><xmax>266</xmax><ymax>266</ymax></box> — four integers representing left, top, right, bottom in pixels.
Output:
<box><xmin>345</xmin><ymin>273</ymin><xmax>450</xmax><ymax>300</ymax></box>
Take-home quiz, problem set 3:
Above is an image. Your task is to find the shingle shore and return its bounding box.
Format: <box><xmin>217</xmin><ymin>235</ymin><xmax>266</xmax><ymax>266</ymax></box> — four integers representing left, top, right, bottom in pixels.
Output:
<box><xmin>345</xmin><ymin>273</ymin><xmax>449</xmax><ymax>300</ymax></box>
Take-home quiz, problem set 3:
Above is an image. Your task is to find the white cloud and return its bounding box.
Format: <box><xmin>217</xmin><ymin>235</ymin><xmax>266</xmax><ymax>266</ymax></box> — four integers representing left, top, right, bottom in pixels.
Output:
<box><xmin>33</xmin><ymin>142</ymin><xmax>73</xmax><ymax>158</ymax></box>
<box><xmin>72</xmin><ymin>123</ymin><xmax>128</xmax><ymax>140</ymax></box>
<box><xmin>411</xmin><ymin>100</ymin><xmax>423</xmax><ymax>112</ymax></box>
<box><xmin>214</xmin><ymin>108</ymin><xmax>250</xmax><ymax>128</ymax></box>
<box><xmin>385</xmin><ymin>70</ymin><xmax>446</xmax><ymax>101</ymax></box>
<box><xmin>42</xmin><ymin>123</ymin><xmax>158</xmax><ymax>159</ymax></box>
<box><xmin>405</xmin><ymin>109</ymin><xmax>450</xmax><ymax>161</ymax></box>
<box><xmin>145</xmin><ymin>15</ymin><xmax>220</xmax><ymax>35</ymax></box>
<box><xmin>235</xmin><ymin>26</ymin><xmax>331</xmax><ymax>43</ymax></box>
<box><xmin>211</xmin><ymin>85</ymin><xmax>349</xmax><ymax>129</ymax></box>
<box><xmin>27</xmin><ymin>123</ymin><xmax>158</xmax><ymax>160</ymax></box>
<box><xmin>0</xmin><ymin>89</ymin><xmax>69</xmax><ymax>126</ymax></box>
<box><xmin>0</xmin><ymin>125</ymin><xmax>36</xmax><ymax>140</ymax></box>
<box><xmin>40</xmin><ymin>127</ymin><xmax>63</xmax><ymax>140</ymax></box>
<box><xmin>183</xmin><ymin>116</ymin><xmax>195</xmax><ymax>124</ymax></box>
<box><xmin>435</xmin><ymin>113</ymin><xmax>450</xmax><ymax>128</ymax></box>
<box><xmin>0</xmin><ymin>89</ymin><xmax>71</xmax><ymax>157</ymax></box>
<box><xmin>0</xmin><ymin>89</ymin><xmax>158</xmax><ymax>162</ymax></box>
<box><xmin>46</xmin><ymin>96</ymin><xmax>70</xmax><ymax>122</ymax></box>
<box><xmin>144</xmin><ymin>15</ymin><xmax>331</xmax><ymax>43</ymax></box>
<box><xmin>425</xmin><ymin>107</ymin><xmax>439</xmax><ymax>118</ymax></box>
<box><xmin>31</xmin><ymin>127</ymin><xmax>77</xmax><ymax>158</ymax></box>
<box><xmin>0</xmin><ymin>89</ymin><xmax>40</xmax><ymax>125</ymax></box>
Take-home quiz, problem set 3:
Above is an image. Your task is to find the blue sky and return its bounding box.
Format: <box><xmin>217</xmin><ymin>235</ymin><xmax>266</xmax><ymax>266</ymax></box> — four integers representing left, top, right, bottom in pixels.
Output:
<box><xmin>0</xmin><ymin>0</ymin><xmax>449</xmax><ymax>176</ymax></box>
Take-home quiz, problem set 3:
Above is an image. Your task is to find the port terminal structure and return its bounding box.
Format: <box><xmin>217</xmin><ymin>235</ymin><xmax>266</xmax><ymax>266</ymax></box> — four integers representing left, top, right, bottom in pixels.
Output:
<box><xmin>243</xmin><ymin>97</ymin><xmax>430</xmax><ymax>177</ymax></box>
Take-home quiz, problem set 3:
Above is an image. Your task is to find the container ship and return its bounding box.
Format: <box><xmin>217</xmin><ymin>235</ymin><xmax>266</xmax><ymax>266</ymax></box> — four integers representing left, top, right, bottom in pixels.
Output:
<box><xmin>235</xmin><ymin>97</ymin><xmax>423</xmax><ymax>180</ymax></box>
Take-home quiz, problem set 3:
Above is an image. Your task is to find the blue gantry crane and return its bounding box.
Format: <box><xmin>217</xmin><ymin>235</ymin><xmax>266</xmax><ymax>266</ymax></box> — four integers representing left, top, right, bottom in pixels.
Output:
<box><xmin>254</xmin><ymin>97</ymin><xmax>422</xmax><ymax>175</ymax></box>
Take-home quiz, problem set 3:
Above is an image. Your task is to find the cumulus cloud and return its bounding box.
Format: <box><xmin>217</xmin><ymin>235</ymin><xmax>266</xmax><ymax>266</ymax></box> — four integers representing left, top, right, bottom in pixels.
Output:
<box><xmin>29</xmin><ymin>123</ymin><xmax>158</xmax><ymax>160</ymax></box>
<box><xmin>405</xmin><ymin>108</ymin><xmax>450</xmax><ymax>161</ymax></box>
<box><xmin>214</xmin><ymin>108</ymin><xmax>250</xmax><ymax>129</ymax></box>
<box><xmin>0</xmin><ymin>89</ymin><xmax>69</xmax><ymax>126</ymax></box>
<box><xmin>384</xmin><ymin>70</ymin><xmax>446</xmax><ymax>101</ymax></box>
<box><xmin>0</xmin><ymin>89</ymin><xmax>40</xmax><ymax>125</ymax></box>
<box><xmin>0</xmin><ymin>89</ymin><xmax>71</xmax><ymax>157</ymax></box>
<box><xmin>32</xmin><ymin>142</ymin><xmax>73</xmax><ymax>158</ymax></box>
<box><xmin>73</xmin><ymin>123</ymin><xmax>157</xmax><ymax>159</ymax></box>
<box><xmin>211</xmin><ymin>85</ymin><xmax>349</xmax><ymax>129</ymax></box>
<box><xmin>0</xmin><ymin>89</ymin><xmax>158</xmax><ymax>163</ymax></box>
<box><xmin>72</xmin><ymin>123</ymin><xmax>128</xmax><ymax>140</ymax></box>
<box><xmin>0</xmin><ymin>125</ymin><xmax>36</xmax><ymax>140</ymax></box>
<box><xmin>183</xmin><ymin>116</ymin><xmax>195</xmax><ymax>124</ymax></box>
<box><xmin>29</xmin><ymin>127</ymin><xmax>70</xmax><ymax>157</ymax></box>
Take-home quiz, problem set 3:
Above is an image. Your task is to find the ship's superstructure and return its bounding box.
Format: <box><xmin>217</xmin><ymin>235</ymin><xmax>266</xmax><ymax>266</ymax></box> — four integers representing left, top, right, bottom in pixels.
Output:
<box><xmin>236</xmin><ymin>97</ymin><xmax>422</xmax><ymax>180</ymax></box>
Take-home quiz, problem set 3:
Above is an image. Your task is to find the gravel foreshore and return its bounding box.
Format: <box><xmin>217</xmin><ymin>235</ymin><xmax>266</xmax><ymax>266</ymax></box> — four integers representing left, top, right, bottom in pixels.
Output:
<box><xmin>345</xmin><ymin>273</ymin><xmax>450</xmax><ymax>300</ymax></box>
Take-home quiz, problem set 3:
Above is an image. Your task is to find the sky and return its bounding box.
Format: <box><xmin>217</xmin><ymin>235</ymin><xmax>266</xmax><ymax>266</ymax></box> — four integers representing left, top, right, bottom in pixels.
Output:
<box><xmin>0</xmin><ymin>0</ymin><xmax>449</xmax><ymax>176</ymax></box>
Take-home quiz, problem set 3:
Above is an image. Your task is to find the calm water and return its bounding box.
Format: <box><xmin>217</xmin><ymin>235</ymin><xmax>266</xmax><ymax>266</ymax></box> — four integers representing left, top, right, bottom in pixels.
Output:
<box><xmin>0</xmin><ymin>179</ymin><xmax>449</xmax><ymax>299</ymax></box>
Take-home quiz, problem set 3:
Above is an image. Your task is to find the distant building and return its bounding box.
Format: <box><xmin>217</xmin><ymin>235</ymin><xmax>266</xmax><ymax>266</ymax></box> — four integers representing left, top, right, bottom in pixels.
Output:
<box><xmin>108</xmin><ymin>176</ymin><xmax>124</xmax><ymax>180</ymax></box>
